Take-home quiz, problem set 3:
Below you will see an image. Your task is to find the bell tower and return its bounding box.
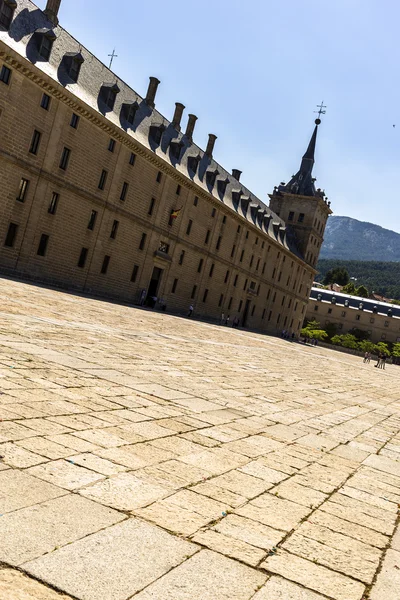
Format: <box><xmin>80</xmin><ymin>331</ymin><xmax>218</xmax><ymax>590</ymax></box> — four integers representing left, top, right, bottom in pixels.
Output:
<box><xmin>269</xmin><ymin>113</ymin><xmax>332</xmax><ymax>268</ymax></box>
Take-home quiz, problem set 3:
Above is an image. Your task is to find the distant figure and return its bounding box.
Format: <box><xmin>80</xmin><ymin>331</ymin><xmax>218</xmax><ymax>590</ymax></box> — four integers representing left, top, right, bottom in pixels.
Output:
<box><xmin>188</xmin><ymin>304</ymin><xmax>194</xmax><ymax>318</ymax></box>
<box><xmin>225</xmin><ymin>315</ymin><xmax>230</xmax><ymax>326</ymax></box>
<box><xmin>363</xmin><ymin>352</ymin><xmax>369</xmax><ymax>363</ymax></box>
<box><xmin>220</xmin><ymin>313</ymin><xmax>225</xmax><ymax>325</ymax></box>
<box><xmin>381</xmin><ymin>355</ymin><xmax>387</xmax><ymax>370</ymax></box>
<box><xmin>233</xmin><ymin>316</ymin><xmax>239</xmax><ymax>328</ymax></box>
<box><xmin>375</xmin><ymin>353</ymin><xmax>382</xmax><ymax>368</ymax></box>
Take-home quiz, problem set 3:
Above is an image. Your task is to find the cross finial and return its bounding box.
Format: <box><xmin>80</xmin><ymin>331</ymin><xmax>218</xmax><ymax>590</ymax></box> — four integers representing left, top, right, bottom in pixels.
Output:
<box><xmin>108</xmin><ymin>48</ymin><xmax>118</xmax><ymax>69</ymax></box>
<box><xmin>314</xmin><ymin>101</ymin><xmax>327</xmax><ymax>119</ymax></box>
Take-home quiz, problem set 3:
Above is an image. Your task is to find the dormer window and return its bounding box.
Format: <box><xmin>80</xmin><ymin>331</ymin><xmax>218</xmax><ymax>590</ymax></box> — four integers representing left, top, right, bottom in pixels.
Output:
<box><xmin>170</xmin><ymin>140</ymin><xmax>183</xmax><ymax>160</ymax></box>
<box><xmin>36</xmin><ymin>28</ymin><xmax>56</xmax><ymax>61</ymax></box>
<box><xmin>63</xmin><ymin>52</ymin><xmax>84</xmax><ymax>83</ymax></box>
<box><xmin>0</xmin><ymin>0</ymin><xmax>16</xmax><ymax>30</ymax></box>
<box><xmin>100</xmin><ymin>83</ymin><xmax>120</xmax><ymax>110</ymax></box>
<box><xmin>206</xmin><ymin>169</ymin><xmax>219</xmax><ymax>187</ymax></box>
<box><xmin>188</xmin><ymin>154</ymin><xmax>201</xmax><ymax>173</ymax></box>
<box><xmin>149</xmin><ymin>124</ymin><xmax>165</xmax><ymax>144</ymax></box>
<box><xmin>121</xmin><ymin>102</ymin><xmax>139</xmax><ymax>126</ymax></box>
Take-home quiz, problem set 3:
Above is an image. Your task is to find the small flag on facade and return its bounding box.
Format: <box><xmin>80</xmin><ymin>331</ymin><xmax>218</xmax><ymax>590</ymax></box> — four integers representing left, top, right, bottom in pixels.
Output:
<box><xmin>169</xmin><ymin>208</ymin><xmax>182</xmax><ymax>225</ymax></box>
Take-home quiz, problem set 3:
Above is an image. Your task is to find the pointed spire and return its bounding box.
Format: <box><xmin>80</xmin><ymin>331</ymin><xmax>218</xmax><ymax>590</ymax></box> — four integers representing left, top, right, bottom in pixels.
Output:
<box><xmin>279</xmin><ymin>119</ymin><xmax>321</xmax><ymax>197</ymax></box>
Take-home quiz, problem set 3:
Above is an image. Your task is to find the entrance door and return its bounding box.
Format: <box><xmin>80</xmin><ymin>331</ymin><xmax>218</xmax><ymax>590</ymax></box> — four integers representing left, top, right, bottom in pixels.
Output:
<box><xmin>242</xmin><ymin>299</ymin><xmax>251</xmax><ymax>327</ymax></box>
<box><xmin>146</xmin><ymin>267</ymin><xmax>163</xmax><ymax>306</ymax></box>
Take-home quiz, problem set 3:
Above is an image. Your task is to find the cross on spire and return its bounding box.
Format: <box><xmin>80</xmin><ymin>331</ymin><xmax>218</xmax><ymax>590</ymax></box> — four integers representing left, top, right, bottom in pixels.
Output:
<box><xmin>314</xmin><ymin>101</ymin><xmax>327</xmax><ymax>119</ymax></box>
<box><xmin>108</xmin><ymin>48</ymin><xmax>118</xmax><ymax>69</ymax></box>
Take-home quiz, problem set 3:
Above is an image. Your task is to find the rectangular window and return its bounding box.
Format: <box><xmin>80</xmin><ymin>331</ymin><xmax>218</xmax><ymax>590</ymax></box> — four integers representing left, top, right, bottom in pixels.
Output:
<box><xmin>216</xmin><ymin>236</ymin><xmax>221</xmax><ymax>250</ymax></box>
<box><xmin>262</xmin><ymin>262</ymin><xmax>266</xmax><ymax>275</ymax></box>
<box><xmin>158</xmin><ymin>241</ymin><xmax>170</xmax><ymax>254</ymax></box>
<box><xmin>277</xmin><ymin>313</ymin><xmax>281</xmax><ymax>324</ymax></box>
<box><xmin>38</xmin><ymin>36</ymin><xmax>53</xmax><ymax>60</ymax></box>
<box><xmin>0</xmin><ymin>65</ymin><xmax>11</xmax><ymax>85</ymax></box>
<box><xmin>298</xmin><ymin>213</ymin><xmax>305</xmax><ymax>223</ymax></box>
<box><xmin>148</xmin><ymin>198</ymin><xmax>155</xmax><ymax>216</ymax></box>
<box><xmin>139</xmin><ymin>233</ymin><xmax>146</xmax><ymax>250</ymax></box>
<box><xmin>77</xmin><ymin>247</ymin><xmax>88</xmax><ymax>268</ymax></box>
<box><xmin>228</xmin><ymin>297</ymin><xmax>233</xmax><ymax>310</ymax></box>
<box><xmin>288</xmin><ymin>211</ymin><xmax>294</xmax><ymax>221</ymax></box>
<box><xmin>186</xmin><ymin>219</ymin><xmax>193</xmax><ymax>235</ymax></box>
<box><xmin>370</xmin><ymin>317</ymin><xmax>375</xmax><ymax>324</ymax></box>
<box><xmin>0</xmin><ymin>0</ymin><xmax>14</xmax><ymax>30</ymax></box>
<box><xmin>131</xmin><ymin>264</ymin><xmax>139</xmax><ymax>282</ymax></box>
<box><xmin>193</xmin><ymin>196</ymin><xmax>198</xmax><ymax>206</ymax></box>
<box><xmin>238</xmin><ymin>300</ymin><xmax>243</xmax><ymax>312</ymax></box>
<box><xmin>98</xmin><ymin>169</ymin><xmax>108</xmax><ymax>190</ymax></box>
<box><xmin>4</xmin><ymin>222</ymin><xmax>18</xmax><ymax>247</ymax></box>
<box><xmin>262</xmin><ymin>308</ymin><xmax>266</xmax><ymax>320</ymax></box>
<box><xmin>41</xmin><ymin>93</ymin><xmax>50</xmax><ymax>110</ymax></box>
<box><xmin>108</xmin><ymin>139</ymin><xmax>116</xmax><ymax>152</ymax></box>
<box><xmin>211</xmin><ymin>208</ymin><xmax>216</xmax><ymax>217</ymax></box>
<box><xmin>256</xmin><ymin>258</ymin><xmax>260</xmax><ymax>271</ymax></box>
<box><xmin>202</xmin><ymin>289</ymin><xmax>208</xmax><ymax>303</ymax></box>
<box><xmin>231</xmin><ymin>244</ymin><xmax>236</xmax><ymax>258</ymax></box>
<box><xmin>209</xmin><ymin>263</ymin><xmax>214</xmax><ymax>277</ymax></box>
<box><xmin>218</xmin><ymin>293</ymin><xmax>224</xmax><ymax>307</ymax></box>
<box><xmin>120</xmin><ymin>182</ymin><xmax>129</xmax><ymax>201</ymax></box>
<box><xmin>272</xmin><ymin>268</ymin><xmax>276</xmax><ymax>278</ymax></box>
<box><xmin>246</xmin><ymin>231</ymin><xmax>249</xmax><ymax>239</ymax></box>
<box><xmin>110</xmin><ymin>220</ymin><xmax>119</xmax><ymax>239</ymax></box>
<box><xmin>197</xmin><ymin>258</ymin><xmax>203</xmax><ymax>273</ymax></box>
<box><xmin>205</xmin><ymin>230</ymin><xmax>210</xmax><ymax>245</ymax></box>
<box><xmin>250</xmin><ymin>255</ymin><xmax>254</xmax><ymax>268</ymax></box>
<box><xmin>237</xmin><ymin>225</ymin><xmax>241</xmax><ymax>234</ymax></box>
<box><xmin>191</xmin><ymin>285</ymin><xmax>197</xmax><ymax>299</ymax></box>
<box><xmin>385</xmin><ymin>321</ymin><xmax>389</xmax><ymax>327</ymax></box>
<box><xmin>37</xmin><ymin>233</ymin><xmax>49</xmax><ymax>256</ymax></box>
<box><xmin>179</xmin><ymin>250</ymin><xmax>185</xmax><ymax>265</ymax></box>
<box><xmin>156</xmin><ymin>171</ymin><xmax>162</xmax><ymax>183</ymax></box>
<box><xmin>328</xmin><ymin>307</ymin><xmax>332</xmax><ymax>314</ymax></box>
<box><xmin>48</xmin><ymin>192</ymin><xmax>59</xmax><ymax>215</ymax></box>
<box><xmin>340</xmin><ymin>311</ymin><xmax>346</xmax><ymax>317</ymax></box>
<box><xmin>243</xmin><ymin>278</ymin><xmax>248</xmax><ymax>291</ymax></box>
<box><xmin>87</xmin><ymin>210</ymin><xmax>97</xmax><ymax>230</ymax></box>
<box><xmin>172</xmin><ymin>278</ymin><xmax>178</xmax><ymax>293</ymax></box>
<box><xmin>278</xmin><ymin>271</ymin><xmax>282</xmax><ymax>282</ymax></box>
<box><xmin>233</xmin><ymin>274</ymin><xmax>238</xmax><ymax>287</ymax></box>
<box><xmin>59</xmin><ymin>147</ymin><xmax>71</xmax><ymax>170</ymax></box>
<box><xmin>251</xmin><ymin>305</ymin><xmax>255</xmax><ymax>317</ymax></box>
<box><xmin>281</xmin><ymin>296</ymin><xmax>285</xmax><ymax>306</ymax></box>
<box><xmin>240</xmin><ymin>250</ymin><xmax>244</xmax><ymax>262</ymax></box>
<box><xmin>176</xmin><ymin>184</ymin><xmax>181</xmax><ymax>195</ymax></box>
<box><xmin>222</xmin><ymin>215</ymin><xmax>227</xmax><ymax>225</ymax></box>
<box><xmin>70</xmin><ymin>113</ymin><xmax>79</xmax><ymax>129</ymax></box>
<box><xmin>29</xmin><ymin>129</ymin><xmax>41</xmax><ymax>155</ymax></box>
<box><xmin>224</xmin><ymin>270</ymin><xmax>230</xmax><ymax>284</ymax></box>
<box><xmin>101</xmin><ymin>255</ymin><xmax>110</xmax><ymax>274</ymax></box>
<box><xmin>356</xmin><ymin>314</ymin><xmax>361</xmax><ymax>321</ymax></box>
<box><xmin>129</xmin><ymin>152</ymin><xmax>136</xmax><ymax>166</ymax></box>
<box><xmin>16</xmin><ymin>178</ymin><xmax>29</xmax><ymax>202</ymax></box>
<box><xmin>268</xmin><ymin>310</ymin><xmax>272</xmax><ymax>321</ymax></box>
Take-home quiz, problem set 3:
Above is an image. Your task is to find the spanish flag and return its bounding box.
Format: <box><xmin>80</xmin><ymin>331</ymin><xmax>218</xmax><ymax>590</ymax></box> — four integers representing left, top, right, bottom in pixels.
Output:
<box><xmin>170</xmin><ymin>208</ymin><xmax>182</xmax><ymax>219</ymax></box>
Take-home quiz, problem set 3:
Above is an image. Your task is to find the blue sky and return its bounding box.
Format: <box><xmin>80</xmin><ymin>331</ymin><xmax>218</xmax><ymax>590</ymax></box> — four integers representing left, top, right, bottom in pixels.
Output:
<box><xmin>38</xmin><ymin>0</ymin><xmax>400</xmax><ymax>232</ymax></box>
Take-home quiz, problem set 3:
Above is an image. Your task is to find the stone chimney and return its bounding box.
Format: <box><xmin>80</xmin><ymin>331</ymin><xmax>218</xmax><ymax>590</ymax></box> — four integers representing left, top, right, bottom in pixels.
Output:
<box><xmin>232</xmin><ymin>169</ymin><xmax>242</xmax><ymax>181</ymax></box>
<box><xmin>205</xmin><ymin>134</ymin><xmax>217</xmax><ymax>158</ymax></box>
<box><xmin>44</xmin><ymin>0</ymin><xmax>62</xmax><ymax>25</ymax></box>
<box><xmin>145</xmin><ymin>77</ymin><xmax>160</xmax><ymax>108</ymax></box>
<box><xmin>172</xmin><ymin>102</ymin><xmax>185</xmax><ymax>131</ymax></box>
<box><xmin>185</xmin><ymin>114</ymin><xmax>197</xmax><ymax>141</ymax></box>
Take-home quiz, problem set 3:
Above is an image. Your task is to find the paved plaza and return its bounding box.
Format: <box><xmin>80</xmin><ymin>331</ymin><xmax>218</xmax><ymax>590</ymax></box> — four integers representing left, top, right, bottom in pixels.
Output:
<box><xmin>1</xmin><ymin>279</ymin><xmax>400</xmax><ymax>600</ymax></box>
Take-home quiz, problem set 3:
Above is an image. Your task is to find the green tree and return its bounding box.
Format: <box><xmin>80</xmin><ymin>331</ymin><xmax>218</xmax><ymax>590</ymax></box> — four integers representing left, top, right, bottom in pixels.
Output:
<box><xmin>301</xmin><ymin>320</ymin><xmax>327</xmax><ymax>341</ymax></box>
<box><xmin>323</xmin><ymin>267</ymin><xmax>349</xmax><ymax>286</ymax></box>
<box><xmin>331</xmin><ymin>335</ymin><xmax>344</xmax><ymax>346</ymax></box>
<box><xmin>392</xmin><ymin>343</ymin><xmax>400</xmax><ymax>357</ymax></box>
<box><xmin>342</xmin><ymin>282</ymin><xmax>356</xmax><ymax>294</ymax></box>
<box><xmin>340</xmin><ymin>334</ymin><xmax>359</xmax><ymax>349</ymax></box>
<box><xmin>355</xmin><ymin>285</ymin><xmax>369</xmax><ymax>298</ymax></box>
<box><xmin>358</xmin><ymin>340</ymin><xmax>375</xmax><ymax>353</ymax></box>
<box><xmin>374</xmin><ymin>342</ymin><xmax>390</xmax><ymax>356</ymax></box>
<box><xmin>349</xmin><ymin>328</ymin><xmax>370</xmax><ymax>341</ymax></box>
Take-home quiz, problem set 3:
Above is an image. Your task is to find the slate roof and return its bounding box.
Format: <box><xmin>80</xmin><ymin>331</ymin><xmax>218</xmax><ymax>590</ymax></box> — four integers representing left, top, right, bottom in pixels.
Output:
<box><xmin>310</xmin><ymin>287</ymin><xmax>400</xmax><ymax>318</ymax></box>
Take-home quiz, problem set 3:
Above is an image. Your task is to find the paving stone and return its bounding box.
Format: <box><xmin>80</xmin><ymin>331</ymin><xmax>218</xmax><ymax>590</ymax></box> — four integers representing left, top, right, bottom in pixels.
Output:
<box><xmin>192</xmin><ymin>529</ymin><xmax>265</xmax><ymax>566</ymax></box>
<box><xmin>364</xmin><ymin>454</ymin><xmax>400</xmax><ymax>477</ymax></box>
<box><xmin>133</xmin><ymin>549</ymin><xmax>267</xmax><ymax>599</ymax></box>
<box><xmin>190</xmin><ymin>481</ymin><xmax>247</xmax><ymax>507</ymax></box>
<box><xmin>213</xmin><ymin>513</ymin><xmax>285</xmax><ymax>549</ymax></box>
<box><xmin>24</xmin><ymin>518</ymin><xmax>198</xmax><ymax>600</ymax></box>
<box><xmin>0</xmin><ymin>568</ymin><xmax>73</xmax><ymax>599</ymax></box>
<box><xmin>0</xmin><ymin>442</ymin><xmax>47</xmax><ymax>468</ymax></box>
<box><xmin>179</xmin><ymin>448</ymin><xmax>248</xmax><ymax>475</ymax></box>
<box><xmin>67</xmin><ymin>453</ymin><xmax>128</xmax><ymax>475</ymax></box>
<box><xmin>27</xmin><ymin>459</ymin><xmax>105</xmax><ymax>490</ymax></box>
<box><xmin>79</xmin><ymin>471</ymin><xmax>173</xmax><ymax>509</ymax></box>
<box><xmin>262</xmin><ymin>550</ymin><xmax>366</xmax><ymax>600</ymax></box>
<box><xmin>253</xmin><ymin>576</ymin><xmax>328</xmax><ymax>599</ymax></box>
<box><xmin>0</xmin><ymin>494</ymin><xmax>125</xmax><ymax>565</ymax></box>
<box><xmin>209</xmin><ymin>469</ymin><xmax>271</xmax><ymax>498</ymax></box>
<box><xmin>369</xmin><ymin>549</ymin><xmax>400</xmax><ymax>600</ymax></box>
<box><xmin>309</xmin><ymin>510</ymin><xmax>388</xmax><ymax>548</ymax></box>
<box><xmin>0</xmin><ymin>470</ymin><xmax>65</xmax><ymax>513</ymax></box>
<box><xmin>271</xmin><ymin>479</ymin><xmax>327</xmax><ymax>507</ymax></box>
<box><xmin>239</xmin><ymin>460</ymin><xmax>288</xmax><ymax>484</ymax></box>
<box><xmin>236</xmin><ymin>493</ymin><xmax>310</xmax><ymax>531</ymax></box>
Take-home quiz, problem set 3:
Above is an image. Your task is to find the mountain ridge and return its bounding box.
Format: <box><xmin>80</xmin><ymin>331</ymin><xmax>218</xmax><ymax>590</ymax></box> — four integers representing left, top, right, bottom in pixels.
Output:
<box><xmin>320</xmin><ymin>216</ymin><xmax>400</xmax><ymax>261</ymax></box>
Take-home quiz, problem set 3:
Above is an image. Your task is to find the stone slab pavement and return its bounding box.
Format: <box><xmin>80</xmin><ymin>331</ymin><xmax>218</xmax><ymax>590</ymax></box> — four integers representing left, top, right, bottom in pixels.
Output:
<box><xmin>0</xmin><ymin>277</ymin><xmax>400</xmax><ymax>599</ymax></box>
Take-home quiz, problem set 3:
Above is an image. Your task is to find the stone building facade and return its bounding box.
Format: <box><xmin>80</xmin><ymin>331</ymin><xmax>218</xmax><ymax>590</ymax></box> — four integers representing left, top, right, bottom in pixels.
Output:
<box><xmin>306</xmin><ymin>288</ymin><xmax>400</xmax><ymax>344</ymax></box>
<box><xmin>0</xmin><ymin>0</ymin><xmax>331</xmax><ymax>333</ymax></box>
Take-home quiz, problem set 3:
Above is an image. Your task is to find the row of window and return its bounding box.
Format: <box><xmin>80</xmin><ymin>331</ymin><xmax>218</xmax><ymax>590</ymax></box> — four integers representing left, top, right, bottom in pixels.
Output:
<box><xmin>314</xmin><ymin>305</ymin><xmax>393</xmax><ymax>327</ymax></box>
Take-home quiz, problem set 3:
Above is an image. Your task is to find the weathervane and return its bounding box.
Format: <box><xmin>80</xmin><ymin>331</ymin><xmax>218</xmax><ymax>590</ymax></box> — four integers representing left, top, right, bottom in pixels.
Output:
<box><xmin>108</xmin><ymin>48</ymin><xmax>118</xmax><ymax>69</ymax></box>
<box><xmin>314</xmin><ymin>101</ymin><xmax>327</xmax><ymax>120</ymax></box>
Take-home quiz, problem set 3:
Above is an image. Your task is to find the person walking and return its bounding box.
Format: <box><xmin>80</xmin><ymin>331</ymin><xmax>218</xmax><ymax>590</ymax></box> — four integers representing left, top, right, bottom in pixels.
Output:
<box><xmin>187</xmin><ymin>304</ymin><xmax>193</xmax><ymax>318</ymax></box>
<box><xmin>220</xmin><ymin>313</ymin><xmax>225</xmax><ymax>325</ymax></box>
<box><xmin>225</xmin><ymin>315</ymin><xmax>230</xmax><ymax>326</ymax></box>
<box><xmin>363</xmin><ymin>352</ymin><xmax>368</xmax><ymax>363</ymax></box>
<box><xmin>375</xmin><ymin>353</ymin><xmax>382</xmax><ymax>368</ymax></box>
<box><xmin>381</xmin><ymin>355</ymin><xmax>387</xmax><ymax>370</ymax></box>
